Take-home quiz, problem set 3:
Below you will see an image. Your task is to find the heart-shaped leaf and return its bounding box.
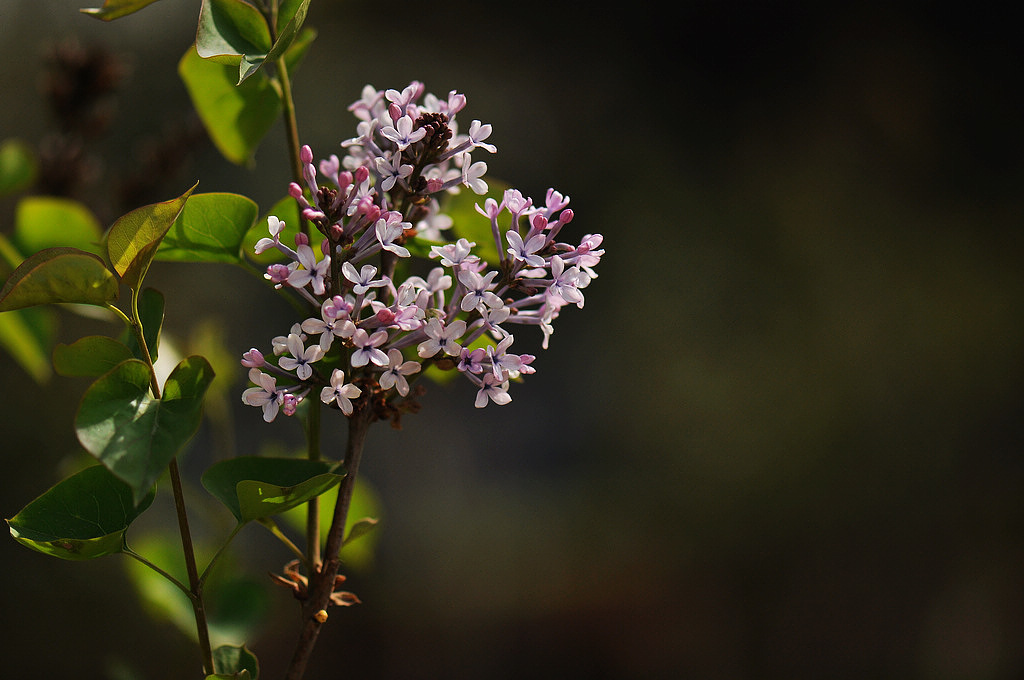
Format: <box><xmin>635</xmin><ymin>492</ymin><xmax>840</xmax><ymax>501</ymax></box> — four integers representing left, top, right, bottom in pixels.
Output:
<box><xmin>7</xmin><ymin>465</ymin><xmax>155</xmax><ymax>560</ymax></box>
<box><xmin>14</xmin><ymin>196</ymin><xmax>103</xmax><ymax>257</ymax></box>
<box><xmin>211</xmin><ymin>644</ymin><xmax>259</xmax><ymax>680</ymax></box>
<box><xmin>80</xmin><ymin>0</ymin><xmax>163</xmax><ymax>20</ymax></box>
<box><xmin>76</xmin><ymin>356</ymin><xmax>215</xmax><ymax>503</ymax></box>
<box><xmin>0</xmin><ymin>138</ymin><xmax>37</xmax><ymax>195</ymax></box>
<box><xmin>156</xmin><ymin>193</ymin><xmax>259</xmax><ymax>264</ymax></box>
<box><xmin>0</xmin><ymin>247</ymin><xmax>118</xmax><ymax>312</ymax></box>
<box><xmin>106</xmin><ymin>183</ymin><xmax>197</xmax><ymax>290</ymax></box>
<box><xmin>54</xmin><ymin>335</ymin><xmax>134</xmax><ymax>377</ymax></box>
<box><xmin>202</xmin><ymin>457</ymin><xmax>344</xmax><ymax>523</ymax></box>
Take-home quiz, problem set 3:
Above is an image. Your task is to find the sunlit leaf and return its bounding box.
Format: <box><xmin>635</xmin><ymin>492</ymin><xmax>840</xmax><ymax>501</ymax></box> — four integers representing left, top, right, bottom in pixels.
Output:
<box><xmin>157</xmin><ymin>193</ymin><xmax>258</xmax><ymax>264</ymax></box>
<box><xmin>211</xmin><ymin>644</ymin><xmax>259</xmax><ymax>680</ymax></box>
<box><xmin>179</xmin><ymin>46</ymin><xmax>281</xmax><ymax>167</ymax></box>
<box><xmin>125</xmin><ymin>534</ymin><xmax>269</xmax><ymax>646</ymax></box>
<box><xmin>0</xmin><ymin>247</ymin><xmax>118</xmax><ymax>312</ymax></box>
<box><xmin>80</xmin><ymin>0</ymin><xmax>163</xmax><ymax>20</ymax></box>
<box><xmin>0</xmin><ymin>306</ymin><xmax>56</xmax><ymax>383</ymax></box>
<box><xmin>0</xmin><ymin>138</ymin><xmax>37</xmax><ymax>195</ymax></box>
<box><xmin>202</xmin><ymin>457</ymin><xmax>344</xmax><ymax>523</ymax></box>
<box><xmin>282</xmin><ymin>476</ymin><xmax>382</xmax><ymax>569</ymax></box>
<box><xmin>53</xmin><ymin>335</ymin><xmax>134</xmax><ymax>377</ymax></box>
<box><xmin>7</xmin><ymin>465</ymin><xmax>155</xmax><ymax>560</ymax></box>
<box><xmin>121</xmin><ymin>286</ymin><xmax>165</xmax><ymax>363</ymax></box>
<box><xmin>75</xmin><ymin>356</ymin><xmax>215</xmax><ymax>503</ymax></box>
<box><xmin>13</xmin><ymin>196</ymin><xmax>103</xmax><ymax>256</ymax></box>
<box><xmin>106</xmin><ymin>183</ymin><xmax>198</xmax><ymax>290</ymax></box>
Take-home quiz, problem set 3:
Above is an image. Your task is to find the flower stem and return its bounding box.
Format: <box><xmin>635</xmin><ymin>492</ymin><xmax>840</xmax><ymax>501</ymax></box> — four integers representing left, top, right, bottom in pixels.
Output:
<box><xmin>126</xmin><ymin>288</ymin><xmax>214</xmax><ymax>676</ymax></box>
<box><xmin>306</xmin><ymin>400</ymin><xmax>322</xmax><ymax>569</ymax></box>
<box><xmin>169</xmin><ymin>457</ymin><xmax>215</xmax><ymax>676</ymax></box>
<box><xmin>284</xmin><ymin>402</ymin><xmax>373</xmax><ymax>680</ymax></box>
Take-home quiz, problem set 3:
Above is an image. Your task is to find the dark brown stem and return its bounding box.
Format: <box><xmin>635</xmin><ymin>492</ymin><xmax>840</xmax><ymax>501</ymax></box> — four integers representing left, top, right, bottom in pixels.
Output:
<box><xmin>284</xmin><ymin>402</ymin><xmax>373</xmax><ymax>680</ymax></box>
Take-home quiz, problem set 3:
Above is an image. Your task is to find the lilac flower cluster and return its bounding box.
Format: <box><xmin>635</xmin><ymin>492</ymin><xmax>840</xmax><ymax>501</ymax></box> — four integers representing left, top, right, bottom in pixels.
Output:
<box><xmin>242</xmin><ymin>82</ymin><xmax>604</xmax><ymax>423</ymax></box>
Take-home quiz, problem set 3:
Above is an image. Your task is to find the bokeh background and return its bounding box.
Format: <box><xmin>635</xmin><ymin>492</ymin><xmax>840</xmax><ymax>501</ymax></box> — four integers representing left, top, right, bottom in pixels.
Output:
<box><xmin>2</xmin><ymin>2</ymin><xmax>1023</xmax><ymax>679</ymax></box>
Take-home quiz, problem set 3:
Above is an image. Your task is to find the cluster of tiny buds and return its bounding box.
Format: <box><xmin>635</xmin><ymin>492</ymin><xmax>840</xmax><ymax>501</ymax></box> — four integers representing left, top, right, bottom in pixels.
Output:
<box><xmin>242</xmin><ymin>82</ymin><xmax>604</xmax><ymax>423</ymax></box>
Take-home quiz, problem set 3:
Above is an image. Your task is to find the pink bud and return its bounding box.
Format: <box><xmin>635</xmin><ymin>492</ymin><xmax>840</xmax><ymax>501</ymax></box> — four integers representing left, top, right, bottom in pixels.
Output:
<box><xmin>376</xmin><ymin>308</ymin><xmax>395</xmax><ymax>325</ymax></box>
<box><xmin>388</xmin><ymin>103</ymin><xmax>402</xmax><ymax>123</ymax></box>
<box><xmin>531</xmin><ymin>214</ymin><xmax>549</xmax><ymax>233</ymax></box>
<box><xmin>294</xmin><ymin>232</ymin><xmax>309</xmax><ymax>247</ymax></box>
<box><xmin>300</xmin><ymin>145</ymin><xmax>314</xmax><ymax>164</ymax></box>
<box><xmin>289</xmin><ymin>182</ymin><xmax>304</xmax><ymax>198</ymax></box>
<box><xmin>559</xmin><ymin>209</ymin><xmax>574</xmax><ymax>224</ymax></box>
<box><xmin>282</xmin><ymin>394</ymin><xmax>299</xmax><ymax>417</ymax></box>
<box><xmin>241</xmin><ymin>348</ymin><xmax>265</xmax><ymax>368</ymax></box>
<box><xmin>354</xmin><ymin>165</ymin><xmax>370</xmax><ymax>184</ymax></box>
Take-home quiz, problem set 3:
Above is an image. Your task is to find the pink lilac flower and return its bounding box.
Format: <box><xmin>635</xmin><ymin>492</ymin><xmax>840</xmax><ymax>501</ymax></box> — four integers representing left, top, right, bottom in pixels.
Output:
<box><xmin>321</xmin><ymin>369</ymin><xmax>361</xmax><ymax>415</ymax></box>
<box><xmin>288</xmin><ymin>243</ymin><xmax>330</xmax><ymax>295</ymax></box>
<box><xmin>474</xmin><ymin>373</ymin><xmax>512</xmax><ymax>408</ymax></box>
<box><xmin>378</xmin><ymin>349</ymin><xmax>421</xmax><ymax>396</ymax></box>
<box><xmin>375</xmin><ymin>214</ymin><xmax>411</xmax><ymax>257</ymax></box>
<box><xmin>242</xmin><ymin>369</ymin><xmax>285</xmax><ymax>422</ymax></box>
<box><xmin>254</xmin><ymin>216</ymin><xmax>288</xmax><ymax>255</ymax></box>
<box><xmin>506</xmin><ymin>229</ymin><xmax>546</xmax><ymax>268</ymax></box>
<box><xmin>458</xmin><ymin>269</ymin><xmax>503</xmax><ymax>313</ymax></box>
<box><xmin>342</xmin><ymin>262</ymin><xmax>388</xmax><ymax>295</ymax></box>
<box><xmin>417</xmin><ymin>318</ymin><xmax>466</xmax><ymax>357</ymax></box>
<box><xmin>381</xmin><ymin>115</ymin><xmax>426</xmax><ymax>150</ymax></box>
<box><xmin>278</xmin><ymin>333</ymin><xmax>324</xmax><ymax>380</ymax></box>
<box><xmin>350</xmin><ymin>328</ymin><xmax>389</xmax><ymax>367</ymax></box>
<box><xmin>461</xmin><ymin>155</ymin><xmax>488</xmax><ymax>194</ymax></box>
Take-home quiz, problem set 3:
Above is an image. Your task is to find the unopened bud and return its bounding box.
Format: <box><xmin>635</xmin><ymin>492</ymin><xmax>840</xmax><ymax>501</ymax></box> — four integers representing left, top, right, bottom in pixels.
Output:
<box><xmin>314</xmin><ymin>609</ymin><xmax>328</xmax><ymax>623</ymax></box>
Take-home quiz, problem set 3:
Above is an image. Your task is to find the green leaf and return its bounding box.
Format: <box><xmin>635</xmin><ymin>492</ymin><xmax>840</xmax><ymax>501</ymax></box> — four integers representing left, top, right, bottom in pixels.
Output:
<box><xmin>53</xmin><ymin>336</ymin><xmax>134</xmax><ymax>377</ymax></box>
<box><xmin>0</xmin><ymin>138</ymin><xmax>37</xmax><ymax>195</ymax></box>
<box><xmin>202</xmin><ymin>457</ymin><xmax>344</xmax><ymax>523</ymax></box>
<box><xmin>196</xmin><ymin>0</ymin><xmax>272</xmax><ymax>83</ymax></box>
<box><xmin>211</xmin><ymin>644</ymin><xmax>259</xmax><ymax>680</ymax></box>
<box><xmin>80</xmin><ymin>0</ymin><xmax>163</xmax><ymax>20</ymax></box>
<box><xmin>0</xmin><ymin>306</ymin><xmax>56</xmax><ymax>383</ymax></box>
<box><xmin>7</xmin><ymin>465</ymin><xmax>155</xmax><ymax>560</ymax></box>
<box><xmin>157</xmin><ymin>193</ymin><xmax>258</xmax><ymax>264</ymax></box>
<box><xmin>282</xmin><ymin>476</ymin><xmax>382</xmax><ymax>569</ymax></box>
<box><xmin>179</xmin><ymin>46</ymin><xmax>281</xmax><ymax>167</ymax></box>
<box><xmin>124</xmin><ymin>534</ymin><xmax>269</xmax><ymax>645</ymax></box>
<box><xmin>106</xmin><ymin>183</ymin><xmax>198</xmax><ymax>290</ymax></box>
<box><xmin>130</xmin><ymin>287</ymin><xmax>165</xmax><ymax>363</ymax></box>
<box><xmin>344</xmin><ymin>517</ymin><xmax>380</xmax><ymax>547</ymax></box>
<box><xmin>441</xmin><ymin>178</ymin><xmax>512</xmax><ymax>266</ymax></box>
<box><xmin>14</xmin><ymin>196</ymin><xmax>103</xmax><ymax>256</ymax></box>
<box><xmin>243</xmin><ymin>195</ymin><xmax>302</xmax><ymax>265</ymax></box>
<box><xmin>0</xmin><ymin>247</ymin><xmax>118</xmax><ymax>312</ymax></box>
<box><xmin>75</xmin><ymin>356</ymin><xmax>215</xmax><ymax>503</ymax></box>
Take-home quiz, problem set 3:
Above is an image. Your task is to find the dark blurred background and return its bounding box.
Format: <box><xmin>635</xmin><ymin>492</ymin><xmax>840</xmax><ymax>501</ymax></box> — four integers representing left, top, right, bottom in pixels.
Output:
<box><xmin>2</xmin><ymin>2</ymin><xmax>1023</xmax><ymax>679</ymax></box>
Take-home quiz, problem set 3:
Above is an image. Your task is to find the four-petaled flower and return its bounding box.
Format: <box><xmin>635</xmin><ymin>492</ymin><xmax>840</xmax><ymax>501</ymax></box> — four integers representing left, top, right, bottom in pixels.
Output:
<box><xmin>417</xmin><ymin>318</ymin><xmax>466</xmax><ymax>357</ymax></box>
<box><xmin>242</xmin><ymin>369</ymin><xmax>285</xmax><ymax>422</ymax></box>
<box><xmin>474</xmin><ymin>373</ymin><xmax>512</xmax><ymax>408</ymax></box>
<box><xmin>379</xmin><ymin>349</ymin><xmax>421</xmax><ymax>396</ymax></box>
<box><xmin>382</xmin><ymin>115</ymin><xmax>426</xmax><ymax>150</ymax></box>
<box><xmin>458</xmin><ymin>269</ymin><xmax>503</xmax><ymax>313</ymax></box>
<box><xmin>351</xmin><ymin>328</ymin><xmax>390</xmax><ymax>367</ymax></box>
<box><xmin>278</xmin><ymin>333</ymin><xmax>324</xmax><ymax>380</ymax></box>
<box><xmin>321</xmin><ymin>369</ymin><xmax>361</xmax><ymax>415</ymax></box>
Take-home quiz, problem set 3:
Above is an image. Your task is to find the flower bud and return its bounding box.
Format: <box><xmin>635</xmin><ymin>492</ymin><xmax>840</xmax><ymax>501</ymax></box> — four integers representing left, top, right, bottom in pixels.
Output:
<box><xmin>241</xmin><ymin>348</ymin><xmax>265</xmax><ymax>368</ymax></box>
